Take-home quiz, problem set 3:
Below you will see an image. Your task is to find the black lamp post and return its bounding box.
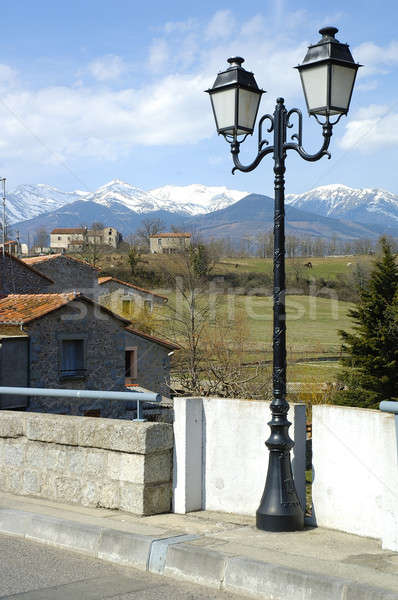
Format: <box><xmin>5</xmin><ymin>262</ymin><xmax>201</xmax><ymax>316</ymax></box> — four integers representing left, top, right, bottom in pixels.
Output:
<box><xmin>206</xmin><ymin>27</ymin><xmax>361</xmax><ymax>532</ymax></box>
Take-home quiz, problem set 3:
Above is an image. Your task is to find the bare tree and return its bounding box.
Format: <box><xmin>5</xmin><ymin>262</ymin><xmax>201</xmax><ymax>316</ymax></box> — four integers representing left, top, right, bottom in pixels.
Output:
<box><xmin>34</xmin><ymin>227</ymin><xmax>49</xmax><ymax>250</ymax></box>
<box><xmin>136</xmin><ymin>218</ymin><xmax>165</xmax><ymax>251</ymax></box>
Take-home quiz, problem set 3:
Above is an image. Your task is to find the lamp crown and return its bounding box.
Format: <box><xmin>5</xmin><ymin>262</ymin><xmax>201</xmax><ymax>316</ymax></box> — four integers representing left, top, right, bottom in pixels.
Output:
<box><xmin>227</xmin><ymin>57</ymin><xmax>245</xmax><ymax>68</ymax></box>
<box><xmin>319</xmin><ymin>26</ymin><xmax>339</xmax><ymax>40</ymax></box>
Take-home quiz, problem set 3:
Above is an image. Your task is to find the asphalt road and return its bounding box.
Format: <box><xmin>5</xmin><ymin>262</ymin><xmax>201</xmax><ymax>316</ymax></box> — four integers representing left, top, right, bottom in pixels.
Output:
<box><xmin>0</xmin><ymin>534</ymin><xmax>248</xmax><ymax>600</ymax></box>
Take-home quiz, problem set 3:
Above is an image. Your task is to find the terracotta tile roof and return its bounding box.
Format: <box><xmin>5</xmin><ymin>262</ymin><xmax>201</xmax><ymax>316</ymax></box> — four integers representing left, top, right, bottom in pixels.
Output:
<box><xmin>51</xmin><ymin>228</ymin><xmax>85</xmax><ymax>234</ymax></box>
<box><xmin>0</xmin><ymin>292</ymin><xmax>131</xmax><ymax>326</ymax></box>
<box><xmin>125</xmin><ymin>325</ymin><xmax>180</xmax><ymax>350</ymax></box>
<box><xmin>4</xmin><ymin>240</ymin><xmax>18</xmax><ymax>245</ymax></box>
<box><xmin>0</xmin><ymin>292</ymin><xmax>77</xmax><ymax>324</ymax></box>
<box><xmin>149</xmin><ymin>233</ymin><xmax>191</xmax><ymax>238</ymax></box>
<box><xmin>23</xmin><ymin>253</ymin><xmax>100</xmax><ymax>271</ymax></box>
<box><xmin>0</xmin><ymin>252</ymin><xmax>54</xmax><ymax>283</ymax></box>
<box><xmin>98</xmin><ymin>276</ymin><xmax>168</xmax><ymax>301</ymax></box>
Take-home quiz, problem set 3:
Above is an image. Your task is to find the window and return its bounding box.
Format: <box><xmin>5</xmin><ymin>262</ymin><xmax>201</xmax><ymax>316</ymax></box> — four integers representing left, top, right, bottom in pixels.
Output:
<box><xmin>144</xmin><ymin>300</ymin><xmax>152</xmax><ymax>312</ymax></box>
<box><xmin>125</xmin><ymin>348</ymin><xmax>137</xmax><ymax>383</ymax></box>
<box><xmin>158</xmin><ymin>238</ymin><xmax>162</xmax><ymax>246</ymax></box>
<box><xmin>122</xmin><ymin>299</ymin><xmax>134</xmax><ymax>316</ymax></box>
<box><xmin>58</xmin><ymin>236</ymin><xmax>61</xmax><ymax>241</ymax></box>
<box><xmin>61</xmin><ymin>339</ymin><xmax>85</xmax><ymax>378</ymax></box>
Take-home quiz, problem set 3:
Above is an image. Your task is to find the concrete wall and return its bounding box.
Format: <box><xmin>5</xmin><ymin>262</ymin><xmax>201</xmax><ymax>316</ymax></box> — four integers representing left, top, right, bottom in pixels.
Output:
<box><xmin>26</xmin><ymin>256</ymin><xmax>99</xmax><ymax>295</ymax></box>
<box><xmin>0</xmin><ymin>255</ymin><xmax>52</xmax><ymax>294</ymax></box>
<box><xmin>0</xmin><ymin>411</ymin><xmax>173</xmax><ymax>515</ymax></box>
<box><xmin>173</xmin><ymin>397</ymin><xmax>306</xmax><ymax>516</ymax></box>
<box><xmin>312</xmin><ymin>405</ymin><xmax>398</xmax><ymax>552</ymax></box>
<box><xmin>124</xmin><ymin>330</ymin><xmax>171</xmax><ymax>397</ymax></box>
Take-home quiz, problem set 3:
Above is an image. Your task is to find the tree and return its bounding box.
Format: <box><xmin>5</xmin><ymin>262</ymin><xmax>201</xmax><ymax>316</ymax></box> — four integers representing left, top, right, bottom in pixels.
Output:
<box><xmin>136</xmin><ymin>218</ymin><xmax>165</xmax><ymax>251</ymax></box>
<box><xmin>127</xmin><ymin>245</ymin><xmax>143</xmax><ymax>277</ymax></box>
<box><xmin>336</xmin><ymin>237</ymin><xmax>398</xmax><ymax>408</ymax></box>
<box><xmin>189</xmin><ymin>243</ymin><xmax>212</xmax><ymax>278</ymax></box>
<box><xmin>34</xmin><ymin>227</ymin><xmax>49</xmax><ymax>249</ymax></box>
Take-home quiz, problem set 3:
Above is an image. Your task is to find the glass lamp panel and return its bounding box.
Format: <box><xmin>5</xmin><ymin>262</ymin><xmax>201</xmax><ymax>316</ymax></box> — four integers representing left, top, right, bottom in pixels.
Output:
<box><xmin>237</xmin><ymin>88</ymin><xmax>261</xmax><ymax>133</ymax></box>
<box><xmin>211</xmin><ymin>87</ymin><xmax>236</xmax><ymax>133</ymax></box>
<box><xmin>330</xmin><ymin>64</ymin><xmax>356</xmax><ymax>113</ymax></box>
<box><xmin>300</xmin><ymin>63</ymin><xmax>328</xmax><ymax>113</ymax></box>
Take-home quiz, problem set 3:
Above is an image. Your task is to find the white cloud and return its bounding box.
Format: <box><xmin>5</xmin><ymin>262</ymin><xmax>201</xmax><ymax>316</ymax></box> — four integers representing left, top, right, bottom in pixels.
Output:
<box><xmin>1</xmin><ymin>8</ymin><xmax>386</xmax><ymax>173</ymax></box>
<box><xmin>205</xmin><ymin>10</ymin><xmax>236</xmax><ymax>40</ymax></box>
<box><xmin>340</xmin><ymin>104</ymin><xmax>398</xmax><ymax>152</ymax></box>
<box><xmin>148</xmin><ymin>39</ymin><xmax>169</xmax><ymax>72</ymax></box>
<box><xmin>164</xmin><ymin>18</ymin><xmax>196</xmax><ymax>35</ymax></box>
<box><xmin>88</xmin><ymin>55</ymin><xmax>126</xmax><ymax>81</ymax></box>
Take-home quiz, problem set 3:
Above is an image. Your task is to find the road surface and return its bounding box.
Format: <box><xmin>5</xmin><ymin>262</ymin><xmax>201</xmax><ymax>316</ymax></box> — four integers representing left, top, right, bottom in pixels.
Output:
<box><xmin>0</xmin><ymin>534</ymin><xmax>249</xmax><ymax>599</ymax></box>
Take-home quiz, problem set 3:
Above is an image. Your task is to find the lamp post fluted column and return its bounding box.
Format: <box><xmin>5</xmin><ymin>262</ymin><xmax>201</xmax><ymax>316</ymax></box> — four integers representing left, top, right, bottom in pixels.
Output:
<box><xmin>257</xmin><ymin>98</ymin><xmax>302</xmax><ymax>531</ymax></box>
<box><xmin>230</xmin><ymin>97</ymin><xmax>334</xmax><ymax>531</ymax></box>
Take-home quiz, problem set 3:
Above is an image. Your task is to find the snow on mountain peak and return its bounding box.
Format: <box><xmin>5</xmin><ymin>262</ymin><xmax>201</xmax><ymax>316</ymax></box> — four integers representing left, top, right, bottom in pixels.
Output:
<box><xmin>286</xmin><ymin>183</ymin><xmax>398</xmax><ymax>224</ymax></box>
<box><xmin>5</xmin><ymin>180</ymin><xmax>249</xmax><ymax>223</ymax></box>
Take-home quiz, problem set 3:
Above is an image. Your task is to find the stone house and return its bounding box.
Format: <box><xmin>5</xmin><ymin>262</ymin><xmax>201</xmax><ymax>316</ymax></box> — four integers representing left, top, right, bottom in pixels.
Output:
<box><xmin>149</xmin><ymin>233</ymin><xmax>191</xmax><ymax>254</ymax></box>
<box><xmin>125</xmin><ymin>326</ymin><xmax>179</xmax><ymax>397</ymax></box>
<box><xmin>97</xmin><ymin>276</ymin><xmax>167</xmax><ymax>320</ymax></box>
<box><xmin>23</xmin><ymin>254</ymin><xmax>100</xmax><ymax>296</ymax></box>
<box><xmin>50</xmin><ymin>227</ymin><xmax>121</xmax><ymax>251</ymax></box>
<box><xmin>0</xmin><ymin>292</ymin><xmax>178</xmax><ymax>413</ymax></box>
<box><xmin>0</xmin><ymin>252</ymin><xmax>54</xmax><ymax>295</ymax></box>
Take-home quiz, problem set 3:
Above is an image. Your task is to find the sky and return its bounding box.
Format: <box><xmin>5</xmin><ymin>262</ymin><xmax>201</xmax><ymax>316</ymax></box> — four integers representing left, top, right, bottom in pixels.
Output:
<box><xmin>0</xmin><ymin>0</ymin><xmax>397</xmax><ymax>198</ymax></box>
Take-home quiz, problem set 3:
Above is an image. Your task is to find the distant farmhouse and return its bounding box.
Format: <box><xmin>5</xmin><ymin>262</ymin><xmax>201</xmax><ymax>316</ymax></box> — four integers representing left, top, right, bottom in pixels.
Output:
<box><xmin>50</xmin><ymin>226</ymin><xmax>121</xmax><ymax>251</ymax></box>
<box><xmin>149</xmin><ymin>233</ymin><xmax>191</xmax><ymax>254</ymax></box>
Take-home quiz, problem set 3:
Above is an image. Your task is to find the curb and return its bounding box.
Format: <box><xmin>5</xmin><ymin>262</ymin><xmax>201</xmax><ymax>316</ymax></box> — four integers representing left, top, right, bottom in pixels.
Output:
<box><xmin>0</xmin><ymin>508</ymin><xmax>397</xmax><ymax>600</ymax></box>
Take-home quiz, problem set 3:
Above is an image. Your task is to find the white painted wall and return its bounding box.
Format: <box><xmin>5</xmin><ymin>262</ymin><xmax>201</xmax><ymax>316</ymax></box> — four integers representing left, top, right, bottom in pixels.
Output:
<box><xmin>312</xmin><ymin>405</ymin><xmax>398</xmax><ymax>551</ymax></box>
<box><xmin>173</xmin><ymin>397</ymin><xmax>306</xmax><ymax>516</ymax></box>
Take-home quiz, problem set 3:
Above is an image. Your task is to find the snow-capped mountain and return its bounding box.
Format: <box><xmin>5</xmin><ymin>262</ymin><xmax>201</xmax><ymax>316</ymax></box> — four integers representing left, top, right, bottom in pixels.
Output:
<box><xmin>150</xmin><ymin>184</ymin><xmax>248</xmax><ymax>215</ymax></box>
<box><xmin>286</xmin><ymin>184</ymin><xmax>398</xmax><ymax>226</ymax></box>
<box><xmin>5</xmin><ymin>180</ymin><xmax>247</xmax><ymax>224</ymax></box>
<box><xmin>6</xmin><ymin>184</ymin><xmax>89</xmax><ymax>223</ymax></box>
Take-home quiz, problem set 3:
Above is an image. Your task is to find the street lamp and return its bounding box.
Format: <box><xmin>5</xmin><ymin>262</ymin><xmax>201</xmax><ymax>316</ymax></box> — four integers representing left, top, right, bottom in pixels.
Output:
<box><xmin>206</xmin><ymin>27</ymin><xmax>360</xmax><ymax>532</ymax></box>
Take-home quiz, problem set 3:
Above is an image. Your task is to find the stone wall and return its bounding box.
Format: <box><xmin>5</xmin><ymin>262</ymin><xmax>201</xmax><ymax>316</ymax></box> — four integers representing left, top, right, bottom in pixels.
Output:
<box><xmin>0</xmin><ymin>254</ymin><xmax>53</xmax><ymax>294</ymax></box>
<box><xmin>98</xmin><ymin>279</ymin><xmax>166</xmax><ymax>314</ymax></box>
<box><xmin>27</xmin><ymin>300</ymin><xmax>127</xmax><ymax>417</ymax></box>
<box><xmin>125</xmin><ymin>331</ymin><xmax>171</xmax><ymax>397</ymax></box>
<box><xmin>0</xmin><ymin>411</ymin><xmax>173</xmax><ymax>515</ymax></box>
<box><xmin>26</xmin><ymin>256</ymin><xmax>99</xmax><ymax>295</ymax></box>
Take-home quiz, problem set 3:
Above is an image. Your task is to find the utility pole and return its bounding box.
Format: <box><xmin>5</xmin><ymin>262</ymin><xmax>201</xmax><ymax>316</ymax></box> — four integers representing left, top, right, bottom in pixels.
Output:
<box><xmin>1</xmin><ymin>178</ymin><xmax>6</xmax><ymax>254</ymax></box>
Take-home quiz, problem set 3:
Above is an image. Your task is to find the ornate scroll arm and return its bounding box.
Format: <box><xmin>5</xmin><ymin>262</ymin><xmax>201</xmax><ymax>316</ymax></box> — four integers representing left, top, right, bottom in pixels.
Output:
<box><xmin>258</xmin><ymin>114</ymin><xmax>274</xmax><ymax>150</ymax></box>
<box><xmin>231</xmin><ymin>141</ymin><xmax>275</xmax><ymax>174</ymax></box>
<box><xmin>286</xmin><ymin>108</ymin><xmax>303</xmax><ymax>145</ymax></box>
<box><xmin>284</xmin><ymin>119</ymin><xmax>333</xmax><ymax>162</ymax></box>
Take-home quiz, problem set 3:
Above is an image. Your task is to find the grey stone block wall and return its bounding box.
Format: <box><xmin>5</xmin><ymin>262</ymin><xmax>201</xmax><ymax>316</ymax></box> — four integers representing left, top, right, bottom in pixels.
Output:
<box><xmin>0</xmin><ymin>411</ymin><xmax>173</xmax><ymax>515</ymax></box>
<box><xmin>27</xmin><ymin>300</ymin><xmax>127</xmax><ymax>417</ymax></box>
<box><xmin>125</xmin><ymin>331</ymin><xmax>171</xmax><ymax>397</ymax></box>
<box><xmin>26</xmin><ymin>256</ymin><xmax>99</xmax><ymax>296</ymax></box>
<box><xmin>0</xmin><ymin>255</ymin><xmax>53</xmax><ymax>294</ymax></box>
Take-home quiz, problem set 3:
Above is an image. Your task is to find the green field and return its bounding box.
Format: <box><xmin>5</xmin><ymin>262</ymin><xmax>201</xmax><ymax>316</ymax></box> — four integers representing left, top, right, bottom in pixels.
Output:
<box><xmin>217</xmin><ymin>255</ymin><xmax>373</xmax><ymax>279</ymax></box>
<box><xmin>156</xmin><ymin>293</ymin><xmax>353</xmax><ymax>385</ymax></box>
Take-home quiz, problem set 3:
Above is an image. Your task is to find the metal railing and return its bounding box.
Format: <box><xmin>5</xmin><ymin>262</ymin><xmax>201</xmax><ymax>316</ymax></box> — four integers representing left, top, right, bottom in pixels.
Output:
<box><xmin>0</xmin><ymin>386</ymin><xmax>162</xmax><ymax>422</ymax></box>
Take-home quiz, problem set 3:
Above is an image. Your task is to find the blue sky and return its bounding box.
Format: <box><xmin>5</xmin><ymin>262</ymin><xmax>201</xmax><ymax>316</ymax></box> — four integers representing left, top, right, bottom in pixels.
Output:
<box><xmin>0</xmin><ymin>0</ymin><xmax>398</xmax><ymax>197</ymax></box>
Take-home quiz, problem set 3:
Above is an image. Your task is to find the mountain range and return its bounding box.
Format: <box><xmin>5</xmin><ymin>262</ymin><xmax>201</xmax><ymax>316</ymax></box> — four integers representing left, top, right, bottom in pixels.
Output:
<box><xmin>5</xmin><ymin>180</ymin><xmax>398</xmax><ymax>244</ymax></box>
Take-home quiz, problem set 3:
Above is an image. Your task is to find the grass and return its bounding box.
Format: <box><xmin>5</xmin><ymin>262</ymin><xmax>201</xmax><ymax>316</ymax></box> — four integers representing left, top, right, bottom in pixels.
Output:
<box><xmin>157</xmin><ymin>293</ymin><xmax>352</xmax><ymax>385</ymax></box>
<box><xmin>218</xmin><ymin>255</ymin><xmax>374</xmax><ymax>279</ymax></box>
